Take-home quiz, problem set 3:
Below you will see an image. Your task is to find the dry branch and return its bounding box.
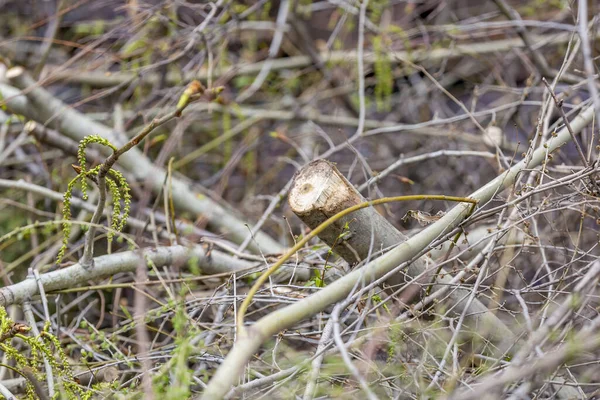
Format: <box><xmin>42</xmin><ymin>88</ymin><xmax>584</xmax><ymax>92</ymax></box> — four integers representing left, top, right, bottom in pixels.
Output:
<box><xmin>201</xmin><ymin>103</ymin><xmax>597</xmax><ymax>399</ymax></box>
<box><xmin>0</xmin><ymin>245</ymin><xmax>254</xmax><ymax>307</ymax></box>
<box><xmin>43</xmin><ymin>32</ymin><xmax>581</xmax><ymax>88</ymax></box>
<box><xmin>0</xmin><ymin>68</ymin><xmax>283</xmax><ymax>254</ymax></box>
<box><xmin>0</xmin><ymin>178</ymin><xmax>214</xmax><ymax>241</ymax></box>
<box><xmin>448</xmin><ymin>261</ymin><xmax>600</xmax><ymax>399</ymax></box>
<box><xmin>288</xmin><ymin>159</ymin><xmax>515</xmax><ymax>349</ymax></box>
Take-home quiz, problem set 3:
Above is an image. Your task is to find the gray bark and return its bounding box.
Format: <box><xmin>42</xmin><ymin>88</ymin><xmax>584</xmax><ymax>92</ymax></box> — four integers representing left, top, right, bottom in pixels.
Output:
<box><xmin>0</xmin><ymin>68</ymin><xmax>283</xmax><ymax>254</ymax></box>
<box><xmin>288</xmin><ymin>159</ymin><xmax>516</xmax><ymax>353</ymax></box>
<box><xmin>0</xmin><ymin>245</ymin><xmax>306</xmax><ymax>307</ymax></box>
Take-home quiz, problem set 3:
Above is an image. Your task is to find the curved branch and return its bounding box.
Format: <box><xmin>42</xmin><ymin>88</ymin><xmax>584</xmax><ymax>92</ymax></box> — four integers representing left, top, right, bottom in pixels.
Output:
<box><xmin>200</xmin><ymin>103</ymin><xmax>597</xmax><ymax>399</ymax></box>
<box><xmin>0</xmin><ymin>69</ymin><xmax>283</xmax><ymax>254</ymax></box>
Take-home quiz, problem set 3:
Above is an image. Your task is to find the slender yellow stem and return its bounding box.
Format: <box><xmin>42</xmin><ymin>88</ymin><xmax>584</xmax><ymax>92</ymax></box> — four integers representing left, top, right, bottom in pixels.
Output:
<box><xmin>236</xmin><ymin>194</ymin><xmax>478</xmax><ymax>332</ymax></box>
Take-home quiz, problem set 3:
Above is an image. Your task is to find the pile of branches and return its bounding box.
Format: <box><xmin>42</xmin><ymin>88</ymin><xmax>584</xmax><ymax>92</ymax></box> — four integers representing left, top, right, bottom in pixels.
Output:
<box><xmin>0</xmin><ymin>0</ymin><xmax>599</xmax><ymax>398</ymax></box>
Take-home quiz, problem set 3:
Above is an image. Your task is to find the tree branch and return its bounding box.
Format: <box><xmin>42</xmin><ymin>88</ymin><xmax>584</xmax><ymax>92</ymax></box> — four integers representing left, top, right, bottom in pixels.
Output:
<box><xmin>200</xmin><ymin>102</ymin><xmax>597</xmax><ymax>399</ymax></box>
<box><xmin>0</xmin><ymin>68</ymin><xmax>283</xmax><ymax>254</ymax></box>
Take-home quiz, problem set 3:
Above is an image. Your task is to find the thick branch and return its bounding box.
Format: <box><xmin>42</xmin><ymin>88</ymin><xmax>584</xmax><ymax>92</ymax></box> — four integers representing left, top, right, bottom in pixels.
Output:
<box><xmin>0</xmin><ymin>68</ymin><xmax>283</xmax><ymax>254</ymax></box>
<box><xmin>288</xmin><ymin>160</ymin><xmax>514</xmax><ymax>347</ymax></box>
<box><xmin>201</xmin><ymin>103</ymin><xmax>597</xmax><ymax>399</ymax></box>
<box><xmin>0</xmin><ymin>245</ymin><xmax>253</xmax><ymax>307</ymax></box>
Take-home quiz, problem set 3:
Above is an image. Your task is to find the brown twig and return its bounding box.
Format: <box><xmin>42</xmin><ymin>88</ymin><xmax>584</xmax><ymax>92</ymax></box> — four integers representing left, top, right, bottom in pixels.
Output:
<box><xmin>492</xmin><ymin>0</ymin><xmax>552</xmax><ymax>77</ymax></box>
<box><xmin>78</xmin><ymin>81</ymin><xmax>218</xmax><ymax>268</ymax></box>
<box><xmin>542</xmin><ymin>77</ymin><xmax>589</xmax><ymax>167</ymax></box>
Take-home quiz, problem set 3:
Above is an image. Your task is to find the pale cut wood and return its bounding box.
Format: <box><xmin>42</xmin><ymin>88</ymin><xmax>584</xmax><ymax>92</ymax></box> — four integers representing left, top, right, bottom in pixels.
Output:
<box><xmin>205</xmin><ymin>100</ymin><xmax>597</xmax><ymax>399</ymax></box>
<box><xmin>289</xmin><ymin>159</ymin><xmax>516</xmax><ymax>352</ymax></box>
<box><xmin>289</xmin><ymin>159</ymin><xmax>410</xmax><ymax>264</ymax></box>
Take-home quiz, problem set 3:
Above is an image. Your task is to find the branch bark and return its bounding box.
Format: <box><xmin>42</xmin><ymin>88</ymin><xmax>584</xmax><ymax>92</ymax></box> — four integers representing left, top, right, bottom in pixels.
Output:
<box><xmin>0</xmin><ymin>69</ymin><xmax>283</xmax><ymax>254</ymax></box>
<box><xmin>0</xmin><ymin>245</ymin><xmax>253</xmax><ymax>307</ymax></box>
<box><xmin>42</xmin><ymin>32</ymin><xmax>582</xmax><ymax>88</ymax></box>
<box><xmin>288</xmin><ymin>159</ymin><xmax>515</xmax><ymax>349</ymax></box>
<box><xmin>200</xmin><ymin>103</ymin><xmax>597</xmax><ymax>399</ymax></box>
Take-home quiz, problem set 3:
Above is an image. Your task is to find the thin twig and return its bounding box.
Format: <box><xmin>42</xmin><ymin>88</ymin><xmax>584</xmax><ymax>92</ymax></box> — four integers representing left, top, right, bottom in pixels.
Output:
<box><xmin>577</xmin><ymin>1</ymin><xmax>600</xmax><ymax>140</ymax></box>
<box><xmin>331</xmin><ymin>303</ymin><xmax>379</xmax><ymax>400</ymax></box>
<box><xmin>22</xmin><ymin>297</ymin><xmax>54</xmax><ymax>398</ymax></box>
<box><xmin>237</xmin><ymin>180</ymin><xmax>293</xmax><ymax>253</ymax></box>
<box><xmin>134</xmin><ymin>258</ymin><xmax>154</xmax><ymax>399</ymax></box>
<box><xmin>235</xmin><ymin>0</ymin><xmax>290</xmax><ymax>102</ymax></box>
<box><xmin>79</xmin><ymin>81</ymin><xmax>215</xmax><ymax>268</ymax></box>
<box><xmin>492</xmin><ymin>0</ymin><xmax>552</xmax><ymax>77</ymax></box>
<box><xmin>33</xmin><ymin>0</ymin><xmax>64</xmax><ymax>78</ymax></box>
<box><xmin>542</xmin><ymin>77</ymin><xmax>589</xmax><ymax>167</ymax></box>
<box><xmin>302</xmin><ymin>319</ymin><xmax>333</xmax><ymax>400</ymax></box>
